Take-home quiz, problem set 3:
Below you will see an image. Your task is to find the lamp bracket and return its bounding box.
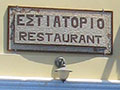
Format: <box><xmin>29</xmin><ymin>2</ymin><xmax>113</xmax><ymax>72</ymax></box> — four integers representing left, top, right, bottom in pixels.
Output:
<box><xmin>55</xmin><ymin>57</ymin><xmax>66</xmax><ymax>68</ymax></box>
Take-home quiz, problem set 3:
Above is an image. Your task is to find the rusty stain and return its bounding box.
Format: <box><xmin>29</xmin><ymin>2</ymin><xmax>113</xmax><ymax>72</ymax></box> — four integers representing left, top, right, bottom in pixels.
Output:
<box><xmin>107</xmin><ymin>33</ymin><xmax>111</xmax><ymax>39</ymax></box>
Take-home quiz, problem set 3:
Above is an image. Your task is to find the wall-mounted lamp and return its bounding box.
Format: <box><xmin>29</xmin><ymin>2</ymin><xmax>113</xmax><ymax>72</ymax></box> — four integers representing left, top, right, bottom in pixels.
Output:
<box><xmin>55</xmin><ymin>57</ymin><xmax>72</xmax><ymax>82</ymax></box>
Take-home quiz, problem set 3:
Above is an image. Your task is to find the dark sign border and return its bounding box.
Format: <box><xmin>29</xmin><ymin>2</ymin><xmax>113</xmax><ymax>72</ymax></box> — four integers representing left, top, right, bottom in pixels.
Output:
<box><xmin>7</xmin><ymin>6</ymin><xmax>113</xmax><ymax>55</ymax></box>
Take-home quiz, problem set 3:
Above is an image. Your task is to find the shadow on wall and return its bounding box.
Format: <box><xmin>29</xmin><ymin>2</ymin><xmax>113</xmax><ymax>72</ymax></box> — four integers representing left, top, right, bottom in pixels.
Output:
<box><xmin>3</xmin><ymin>7</ymin><xmax>107</xmax><ymax>65</ymax></box>
<box><xmin>3</xmin><ymin>7</ymin><xmax>101</xmax><ymax>65</ymax></box>
<box><xmin>116</xmin><ymin>27</ymin><xmax>120</xmax><ymax>80</ymax></box>
<box><xmin>101</xmin><ymin>26</ymin><xmax>120</xmax><ymax>80</ymax></box>
<box><xmin>3</xmin><ymin>8</ymin><xmax>120</xmax><ymax>80</ymax></box>
<box><xmin>3</xmin><ymin>7</ymin><xmax>8</xmax><ymax>53</ymax></box>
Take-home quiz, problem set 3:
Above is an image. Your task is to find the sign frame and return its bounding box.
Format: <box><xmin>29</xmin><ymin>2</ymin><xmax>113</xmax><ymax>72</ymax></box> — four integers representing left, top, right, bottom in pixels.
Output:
<box><xmin>7</xmin><ymin>6</ymin><xmax>113</xmax><ymax>55</ymax></box>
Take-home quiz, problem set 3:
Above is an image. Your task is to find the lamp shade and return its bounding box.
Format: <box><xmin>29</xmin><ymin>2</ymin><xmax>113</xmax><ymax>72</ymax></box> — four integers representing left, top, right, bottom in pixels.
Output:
<box><xmin>55</xmin><ymin>67</ymin><xmax>72</xmax><ymax>81</ymax></box>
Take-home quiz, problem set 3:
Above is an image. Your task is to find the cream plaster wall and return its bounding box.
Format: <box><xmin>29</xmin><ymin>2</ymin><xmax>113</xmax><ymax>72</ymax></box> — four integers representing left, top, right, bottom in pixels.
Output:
<box><xmin>0</xmin><ymin>0</ymin><xmax>120</xmax><ymax>80</ymax></box>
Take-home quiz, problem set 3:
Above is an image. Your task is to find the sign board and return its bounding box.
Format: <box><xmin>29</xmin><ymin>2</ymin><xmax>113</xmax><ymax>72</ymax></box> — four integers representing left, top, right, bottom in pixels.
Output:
<box><xmin>8</xmin><ymin>6</ymin><xmax>113</xmax><ymax>54</ymax></box>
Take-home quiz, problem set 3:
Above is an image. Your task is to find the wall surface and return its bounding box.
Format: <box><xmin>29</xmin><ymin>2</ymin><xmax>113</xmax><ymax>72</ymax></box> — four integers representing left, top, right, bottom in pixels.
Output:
<box><xmin>0</xmin><ymin>0</ymin><xmax>120</xmax><ymax>80</ymax></box>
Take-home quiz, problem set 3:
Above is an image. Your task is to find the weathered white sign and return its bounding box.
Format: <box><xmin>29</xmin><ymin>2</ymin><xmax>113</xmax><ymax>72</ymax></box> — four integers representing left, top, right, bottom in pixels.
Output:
<box><xmin>8</xmin><ymin>6</ymin><xmax>113</xmax><ymax>54</ymax></box>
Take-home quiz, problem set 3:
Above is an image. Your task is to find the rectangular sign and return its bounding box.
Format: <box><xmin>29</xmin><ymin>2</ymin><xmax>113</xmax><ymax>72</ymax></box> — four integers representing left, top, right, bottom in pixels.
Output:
<box><xmin>8</xmin><ymin>6</ymin><xmax>113</xmax><ymax>54</ymax></box>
